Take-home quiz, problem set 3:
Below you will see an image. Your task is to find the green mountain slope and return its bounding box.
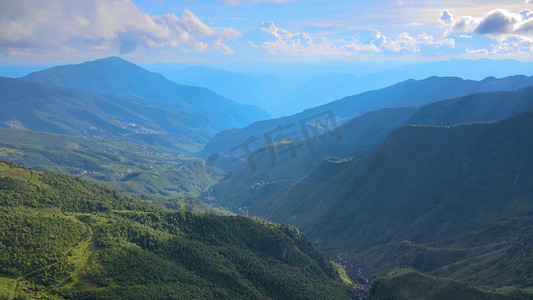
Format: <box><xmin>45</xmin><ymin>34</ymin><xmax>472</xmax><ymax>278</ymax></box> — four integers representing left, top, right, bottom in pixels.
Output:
<box><xmin>268</xmin><ymin>112</ymin><xmax>533</xmax><ymax>290</ymax></box>
<box><xmin>0</xmin><ymin>128</ymin><xmax>226</xmax><ymax>212</ymax></box>
<box><xmin>205</xmin><ymin>87</ymin><xmax>533</xmax><ymax>216</ymax></box>
<box><xmin>0</xmin><ymin>161</ymin><xmax>356</xmax><ymax>299</ymax></box>
<box><xmin>22</xmin><ymin>57</ymin><xmax>270</xmax><ymax>131</ymax></box>
<box><xmin>0</xmin><ymin>76</ymin><xmax>215</xmax><ymax>146</ymax></box>
<box><xmin>200</xmin><ymin>75</ymin><xmax>533</xmax><ymax>159</ymax></box>
<box><xmin>367</xmin><ymin>269</ymin><xmax>530</xmax><ymax>300</ymax></box>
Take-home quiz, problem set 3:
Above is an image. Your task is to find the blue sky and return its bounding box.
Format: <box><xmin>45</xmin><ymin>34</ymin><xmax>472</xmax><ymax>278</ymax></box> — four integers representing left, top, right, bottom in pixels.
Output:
<box><xmin>1</xmin><ymin>0</ymin><xmax>532</xmax><ymax>65</ymax></box>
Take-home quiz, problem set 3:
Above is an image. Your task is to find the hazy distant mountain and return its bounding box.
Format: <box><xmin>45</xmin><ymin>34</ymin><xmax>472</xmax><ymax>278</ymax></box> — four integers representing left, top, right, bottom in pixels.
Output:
<box><xmin>0</xmin><ymin>76</ymin><xmax>214</xmax><ymax>147</ymax></box>
<box><xmin>22</xmin><ymin>57</ymin><xmax>270</xmax><ymax>131</ymax></box>
<box><xmin>146</xmin><ymin>65</ymin><xmax>293</xmax><ymax>113</ymax></box>
<box><xmin>274</xmin><ymin>73</ymin><xmax>362</xmax><ymax>116</ymax></box>
<box><xmin>269</xmin><ymin>111</ymin><xmax>533</xmax><ymax>288</ymax></box>
<box><xmin>143</xmin><ymin>59</ymin><xmax>533</xmax><ymax>117</ymax></box>
<box><xmin>205</xmin><ymin>87</ymin><xmax>533</xmax><ymax>215</ymax></box>
<box><xmin>277</xmin><ymin>59</ymin><xmax>533</xmax><ymax>116</ymax></box>
<box><xmin>201</xmin><ymin>75</ymin><xmax>533</xmax><ymax>160</ymax></box>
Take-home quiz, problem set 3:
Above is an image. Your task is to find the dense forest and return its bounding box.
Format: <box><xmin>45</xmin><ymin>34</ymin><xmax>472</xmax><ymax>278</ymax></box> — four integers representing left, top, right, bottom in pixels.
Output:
<box><xmin>0</xmin><ymin>161</ymin><xmax>356</xmax><ymax>299</ymax></box>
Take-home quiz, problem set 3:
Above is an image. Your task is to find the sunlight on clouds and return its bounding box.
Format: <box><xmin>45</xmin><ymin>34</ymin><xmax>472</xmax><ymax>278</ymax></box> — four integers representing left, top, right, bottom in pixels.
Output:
<box><xmin>0</xmin><ymin>0</ymin><xmax>240</xmax><ymax>56</ymax></box>
<box><xmin>258</xmin><ymin>21</ymin><xmax>330</xmax><ymax>55</ymax></box>
<box><xmin>1</xmin><ymin>0</ymin><xmax>532</xmax><ymax>62</ymax></box>
<box><xmin>257</xmin><ymin>22</ymin><xmax>454</xmax><ymax>57</ymax></box>
<box><xmin>442</xmin><ymin>8</ymin><xmax>533</xmax><ymax>55</ymax></box>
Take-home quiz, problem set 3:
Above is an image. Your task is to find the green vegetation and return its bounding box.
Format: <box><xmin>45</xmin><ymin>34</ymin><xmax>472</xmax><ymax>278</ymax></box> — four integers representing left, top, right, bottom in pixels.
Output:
<box><xmin>201</xmin><ymin>76</ymin><xmax>533</xmax><ymax>158</ymax></box>
<box><xmin>207</xmin><ymin>87</ymin><xmax>533</xmax><ymax>217</ymax></box>
<box><xmin>264</xmin><ymin>112</ymin><xmax>533</xmax><ymax>296</ymax></box>
<box><xmin>367</xmin><ymin>268</ymin><xmax>531</xmax><ymax>300</ymax></box>
<box><xmin>21</xmin><ymin>57</ymin><xmax>269</xmax><ymax>132</ymax></box>
<box><xmin>0</xmin><ymin>161</ymin><xmax>355</xmax><ymax>299</ymax></box>
<box><xmin>0</xmin><ymin>128</ymin><xmax>225</xmax><ymax>213</ymax></box>
<box><xmin>0</xmin><ymin>76</ymin><xmax>215</xmax><ymax>147</ymax></box>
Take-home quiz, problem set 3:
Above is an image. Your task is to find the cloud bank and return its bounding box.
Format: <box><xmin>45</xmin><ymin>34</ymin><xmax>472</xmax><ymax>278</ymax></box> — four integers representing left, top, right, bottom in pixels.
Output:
<box><xmin>0</xmin><ymin>0</ymin><xmax>240</xmax><ymax>56</ymax></box>
<box><xmin>256</xmin><ymin>22</ymin><xmax>454</xmax><ymax>56</ymax></box>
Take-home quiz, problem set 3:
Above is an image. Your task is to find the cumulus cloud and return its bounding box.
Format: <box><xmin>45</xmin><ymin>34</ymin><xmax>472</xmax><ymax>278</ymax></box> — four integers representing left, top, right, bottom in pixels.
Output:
<box><xmin>0</xmin><ymin>0</ymin><xmax>240</xmax><ymax>55</ymax></box>
<box><xmin>256</xmin><ymin>22</ymin><xmax>454</xmax><ymax>56</ymax></box>
<box><xmin>442</xmin><ymin>8</ymin><xmax>533</xmax><ymax>54</ymax></box>
<box><xmin>258</xmin><ymin>21</ymin><xmax>330</xmax><ymax>55</ymax></box>
<box><xmin>364</xmin><ymin>30</ymin><xmax>454</xmax><ymax>52</ymax></box>
<box><xmin>475</xmin><ymin>9</ymin><xmax>521</xmax><ymax>35</ymax></box>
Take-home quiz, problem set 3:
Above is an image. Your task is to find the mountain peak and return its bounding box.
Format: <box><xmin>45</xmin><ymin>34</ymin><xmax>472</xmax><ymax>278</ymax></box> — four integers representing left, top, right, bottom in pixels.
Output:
<box><xmin>85</xmin><ymin>56</ymin><xmax>140</xmax><ymax>68</ymax></box>
<box><xmin>19</xmin><ymin>57</ymin><xmax>269</xmax><ymax>131</ymax></box>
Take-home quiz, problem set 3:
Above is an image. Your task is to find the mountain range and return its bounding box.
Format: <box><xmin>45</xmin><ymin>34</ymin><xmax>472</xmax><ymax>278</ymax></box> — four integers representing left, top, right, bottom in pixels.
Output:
<box><xmin>268</xmin><ymin>111</ymin><xmax>533</xmax><ymax>289</ymax></box>
<box><xmin>146</xmin><ymin>59</ymin><xmax>533</xmax><ymax>117</ymax></box>
<box><xmin>204</xmin><ymin>86</ymin><xmax>533</xmax><ymax>216</ymax></box>
<box><xmin>1</xmin><ymin>56</ymin><xmax>533</xmax><ymax>299</ymax></box>
<box><xmin>201</xmin><ymin>75</ymin><xmax>533</xmax><ymax>161</ymax></box>
<box><xmin>0</xmin><ymin>57</ymin><xmax>269</xmax><ymax>149</ymax></box>
<box><xmin>145</xmin><ymin>65</ymin><xmax>293</xmax><ymax>113</ymax></box>
<box><xmin>23</xmin><ymin>57</ymin><xmax>269</xmax><ymax>130</ymax></box>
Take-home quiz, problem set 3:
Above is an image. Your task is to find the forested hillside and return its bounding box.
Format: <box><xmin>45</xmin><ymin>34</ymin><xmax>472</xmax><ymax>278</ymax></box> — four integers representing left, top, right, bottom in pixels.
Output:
<box><xmin>0</xmin><ymin>161</ymin><xmax>356</xmax><ymax>299</ymax></box>
<box><xmin>267</xmin><ymin>112</ymin><xmax>533</xmax><ymax>296</ymax></box>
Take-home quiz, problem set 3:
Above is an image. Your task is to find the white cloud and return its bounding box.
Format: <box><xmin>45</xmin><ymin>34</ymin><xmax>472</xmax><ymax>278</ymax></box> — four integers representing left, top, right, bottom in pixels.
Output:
<box><xmin>193</xmin><ymin>41</ymin><xmax>209</xmax><ymax>52</ymax></box>
<box><xmin>256</xmin><ymin>22</ymin><xmax>454</xmax><ymax>56</ymax></box>
<box><xmin>258</xmin><ymin>21</ymin><xmax>330</xmax><ymax>55</ymax></box>
<box><xmin>218</xmin><ymin>0</ymin><xmax>290</xmax><ymax>5</ymax></box>
<box><xmin>466</xmin><ymin>48</ymin><xmax>489</xmax><ymax>56</ymax></box>
<box><xmin>442</xmin><ymin>8</ymin><xmax>533</xmax><ymax>54</ymax></box>
<box><xmin>475</xmin><ymin>9</ymin><xmax>521</xmax><ymax>35</ymax></box>
<box><xmin>0</xmin><ymin>0</ymin><xmax>240</xmax><ymax>55</ymax></box>
<box><xmin>214</xmin><ymin>41</ymin><xmax>235</xmax><ymax>55</ymax></box>
<box><xmin>369</xmin><ymin>31</ymin><xmax>454</xmax><ymax>52</ymax></box>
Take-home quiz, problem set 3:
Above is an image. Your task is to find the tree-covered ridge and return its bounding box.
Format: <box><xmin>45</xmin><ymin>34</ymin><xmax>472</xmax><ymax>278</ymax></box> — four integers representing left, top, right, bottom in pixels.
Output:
<box><xmin>266</xmin><ymin>111</ymin><xmax>533</xmax><ymax>297</ymax></box>
<box><xmin>367</xmin><ymin>268</ymin><xmax>532</xmax><ymax>300</ymax></box>
<box><xmin>0</xmin><ymin>161</ymin><xmax>355</xmax><ymax>299</ymax></box>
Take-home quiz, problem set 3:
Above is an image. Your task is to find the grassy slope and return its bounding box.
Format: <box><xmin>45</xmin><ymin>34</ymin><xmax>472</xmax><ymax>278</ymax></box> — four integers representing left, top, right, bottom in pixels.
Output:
<box><xmin>0</xmin><ymin>161</ymin><xmax>355</xmax><ymax>299</ymax></box>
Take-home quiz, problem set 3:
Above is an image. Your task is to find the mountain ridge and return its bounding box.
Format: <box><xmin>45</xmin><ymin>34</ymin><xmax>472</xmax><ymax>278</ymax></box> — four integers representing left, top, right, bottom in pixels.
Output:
<box><xmin>204</xmin><ymin>87</ymin><xmax>533</xmax><ymax>215</ymax></box>
<box><xmin>200</xmin><ymin>74</ymin><xmax>533</xmax><ymax>160</ymax></box>
<box><xmin>267</xmin><ymin>111</ymin><xmax>533</xmax><ymax>289</ymax></box>
<box><xmin>22</xmin><ymin>56</ymin><xmax>270</xmax><ymax>132</ymax></box>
